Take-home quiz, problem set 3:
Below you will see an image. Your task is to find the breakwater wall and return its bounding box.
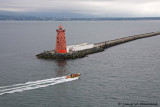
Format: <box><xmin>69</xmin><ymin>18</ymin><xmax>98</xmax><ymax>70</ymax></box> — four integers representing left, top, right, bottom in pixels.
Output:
<box><xmin>94</xmin><ymin>32</ymin><xmax>160</xmax><ymax>49</ymax></box>
<box><xmin>36</xmin><ymin>31</ymin><xmax>160</xmax><ymax>60</ymax></box>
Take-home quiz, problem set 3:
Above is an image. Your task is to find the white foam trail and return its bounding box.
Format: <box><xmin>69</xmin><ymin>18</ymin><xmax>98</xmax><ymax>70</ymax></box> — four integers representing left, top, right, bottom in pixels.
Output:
<box><xmin>0</xmin><ymin>76</ymin><xmax>79</xmax><ymax>96</ymax></box>
<box><xmin>0</xmin><ymin>76</ymin><xmax>64</xmax><ymax>89</ymax></box>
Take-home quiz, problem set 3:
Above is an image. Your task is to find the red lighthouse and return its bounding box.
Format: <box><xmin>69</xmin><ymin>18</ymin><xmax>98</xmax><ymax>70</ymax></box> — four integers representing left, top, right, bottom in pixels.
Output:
<box><xmin>55</xmin><ymin>24</ymin><xmax>67</xmax><ymax>53</ymax></box>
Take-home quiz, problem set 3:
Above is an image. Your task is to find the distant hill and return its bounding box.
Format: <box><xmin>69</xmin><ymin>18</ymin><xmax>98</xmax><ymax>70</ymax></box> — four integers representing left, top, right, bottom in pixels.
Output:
<box><xmin>0</xmin><ymin>10</ymin><xmax>160</xmax><ymax>21</ymax></box>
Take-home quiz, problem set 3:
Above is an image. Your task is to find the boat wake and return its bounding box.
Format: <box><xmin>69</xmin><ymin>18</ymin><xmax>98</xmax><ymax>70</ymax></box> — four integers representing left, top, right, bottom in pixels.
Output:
<box><xmin>0</xmin><ymin>76</ymin><xmax>79</xmax><ymax>96</ymax></box>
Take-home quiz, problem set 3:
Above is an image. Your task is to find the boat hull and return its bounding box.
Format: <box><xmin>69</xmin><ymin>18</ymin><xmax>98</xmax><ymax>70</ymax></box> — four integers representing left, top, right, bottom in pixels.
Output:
<box><xmin>66</xmin><ymin>73</ymin><xmax>81</xmax><ymax>79</ymax></box>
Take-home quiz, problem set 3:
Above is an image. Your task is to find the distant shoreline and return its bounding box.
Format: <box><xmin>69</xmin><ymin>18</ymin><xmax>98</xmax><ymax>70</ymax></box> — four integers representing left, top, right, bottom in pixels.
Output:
<box><xmin>1</xmin><ymin>16</ymin><xmax>160</xmax><ymax>21</ymax></box>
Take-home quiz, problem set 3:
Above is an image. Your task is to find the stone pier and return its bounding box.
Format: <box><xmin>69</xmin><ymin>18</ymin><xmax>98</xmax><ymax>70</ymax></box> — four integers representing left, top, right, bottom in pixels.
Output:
<box><xmin>36</xmin><ymin>31</ymin><xmax>160</xmax><ymax>60</ymax></box>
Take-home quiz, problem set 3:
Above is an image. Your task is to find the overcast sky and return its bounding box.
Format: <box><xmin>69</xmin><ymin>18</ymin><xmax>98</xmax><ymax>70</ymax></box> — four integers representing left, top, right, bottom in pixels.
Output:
<box><xmin>0</xmin><ymin>0</ymin><xmax>160</xmax><ymax>17</ymax></box>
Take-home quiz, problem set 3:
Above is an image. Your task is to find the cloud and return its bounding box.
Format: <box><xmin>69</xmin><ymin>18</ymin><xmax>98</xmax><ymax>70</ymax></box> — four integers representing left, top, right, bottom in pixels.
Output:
<box><xmin>0</xmin><ymin>0</ymin><xmax>160</xmax><ymax>17</ymax></box>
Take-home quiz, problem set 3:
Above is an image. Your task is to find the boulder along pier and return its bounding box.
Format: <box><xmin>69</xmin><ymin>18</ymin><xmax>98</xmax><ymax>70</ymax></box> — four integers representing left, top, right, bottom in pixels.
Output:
<box><xmin>36</xmin><ymin>25</ymin><xmax>160</xmax><ymax>60</ymax></box>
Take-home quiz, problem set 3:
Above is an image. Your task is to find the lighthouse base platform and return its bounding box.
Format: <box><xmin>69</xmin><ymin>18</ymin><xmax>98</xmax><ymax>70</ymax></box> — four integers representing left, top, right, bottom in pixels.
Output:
<box><xmin>36</xmin><ymin>47</ymin><xmax>104</xmax><ymax>60</ymax></box>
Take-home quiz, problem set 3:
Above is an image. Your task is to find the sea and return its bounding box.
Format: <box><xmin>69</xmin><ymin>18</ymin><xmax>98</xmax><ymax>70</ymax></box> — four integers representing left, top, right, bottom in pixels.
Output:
<box><xmin>0</xmin><ymin>21</ymin><xmax>160</xmax><ymax>107</ymax></box>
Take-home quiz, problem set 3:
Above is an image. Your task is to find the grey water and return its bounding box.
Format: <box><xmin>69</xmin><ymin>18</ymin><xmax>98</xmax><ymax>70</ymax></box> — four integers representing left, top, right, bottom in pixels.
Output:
<box><xmin>0</xmin><ymin>21</ymin><xmax>160</xmax><ymax>107</ymax></box>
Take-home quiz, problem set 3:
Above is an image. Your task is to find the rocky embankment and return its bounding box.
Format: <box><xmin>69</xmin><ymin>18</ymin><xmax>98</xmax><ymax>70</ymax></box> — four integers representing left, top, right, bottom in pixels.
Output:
<box><xmin>36</xmin><ymin>47</ymin><xmax>104</xmax><ymax>59</ymax></box>
<box><xmin>36</xmin><ymin>31</ymin><xmax>160</xmax><ymax>60</ymax></box>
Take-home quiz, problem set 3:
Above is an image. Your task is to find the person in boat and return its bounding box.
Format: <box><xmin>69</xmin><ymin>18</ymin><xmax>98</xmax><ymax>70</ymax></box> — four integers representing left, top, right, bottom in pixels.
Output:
<box><xmin>70</xmin><ymin>74</ymin><xmax>73</xmax><ymax>78</ymax></box>
<box><xmin>68</xmin><ymin>73</ymin><xmax>80</xmax><ymax>78</ymax></box>
<box><xmin>72</xmin><ymin>73</ymin><xmax>80</xmax><ymax>77</ymax></box>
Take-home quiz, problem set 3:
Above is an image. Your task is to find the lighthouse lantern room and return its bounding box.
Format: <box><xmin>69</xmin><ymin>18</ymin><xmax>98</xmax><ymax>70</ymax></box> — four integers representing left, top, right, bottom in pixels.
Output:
<box><xmin>55</xmin><ymin>24</ymin><xmax>67</xmax><ymax>53</ymax></box>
